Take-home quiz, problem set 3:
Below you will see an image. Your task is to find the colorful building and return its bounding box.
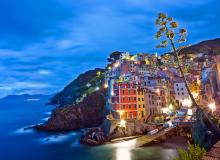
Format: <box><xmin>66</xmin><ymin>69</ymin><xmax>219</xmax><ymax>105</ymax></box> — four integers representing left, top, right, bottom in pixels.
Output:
<box><xmin>111</xmin><ymin>82</ymin><xmax>137</xmax><ymax>119</ymax></box>
<box><xmin>137</xmin><ymin>89</ymin><xmax>146</xmax><ymax>120</ymax></box>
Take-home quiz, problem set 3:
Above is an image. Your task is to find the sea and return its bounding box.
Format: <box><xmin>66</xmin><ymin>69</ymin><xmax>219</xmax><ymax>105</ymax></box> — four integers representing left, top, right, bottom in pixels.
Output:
<box><xmin>0</xmin><ymin>98</ymin><xmax>185</xmax><ymax>160</ymax></box>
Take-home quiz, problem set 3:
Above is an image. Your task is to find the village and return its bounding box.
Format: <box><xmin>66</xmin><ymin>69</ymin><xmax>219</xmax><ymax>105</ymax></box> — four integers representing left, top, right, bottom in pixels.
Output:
<box><xmin>104</xmin><ymin>51</ymin><xmax>220</xmax><ymax>132</ymax></box>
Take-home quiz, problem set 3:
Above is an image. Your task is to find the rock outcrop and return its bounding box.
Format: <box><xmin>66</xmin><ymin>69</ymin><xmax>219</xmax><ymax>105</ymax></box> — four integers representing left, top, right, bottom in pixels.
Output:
<box><xmin>79</xmin><ymin>119</ymin><xmax>157</xmax><ymax>145</ymax></box>
<box><xmin>35</xmin><ymin>89</ymin><xmax>107</xmax><ymax>131</ymax></box>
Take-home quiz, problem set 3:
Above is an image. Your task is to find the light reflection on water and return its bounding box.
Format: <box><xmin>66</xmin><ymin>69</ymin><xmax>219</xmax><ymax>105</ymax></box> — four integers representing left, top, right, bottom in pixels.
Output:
<box><xmin>113</xmin><ymin>139</ymin><xmax>137</xmax><ymax>160</ymax></box>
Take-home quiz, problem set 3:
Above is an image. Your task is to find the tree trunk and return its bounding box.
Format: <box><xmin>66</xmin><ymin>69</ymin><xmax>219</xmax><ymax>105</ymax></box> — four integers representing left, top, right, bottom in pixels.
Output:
<box><xmin>171</xmin><ymin>41</ymin><xmax>198</xmax><ymax>107</ymax></box>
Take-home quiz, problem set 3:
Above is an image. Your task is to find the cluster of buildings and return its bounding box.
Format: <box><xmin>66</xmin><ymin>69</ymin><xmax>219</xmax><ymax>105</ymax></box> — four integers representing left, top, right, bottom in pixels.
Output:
<box><xmin>104</xmin><ymin>51</ymin><xmax>219</xmax><ymax>121</ymax></box>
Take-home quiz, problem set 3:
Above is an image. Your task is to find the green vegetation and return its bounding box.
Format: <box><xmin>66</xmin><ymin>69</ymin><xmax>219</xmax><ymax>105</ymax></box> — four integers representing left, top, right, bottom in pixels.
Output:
<box><xmin>175</xmin><ymin>143</ymin><xmax>206</xmax><ymax>160</ymax></box>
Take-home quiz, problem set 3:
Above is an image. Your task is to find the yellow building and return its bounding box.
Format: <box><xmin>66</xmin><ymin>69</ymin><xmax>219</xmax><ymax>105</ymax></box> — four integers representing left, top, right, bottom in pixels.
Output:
<box><xmin>137</xmin><ymin>89</ymin><xmax>146</xmax><ymax>120</ymax></box>
<box><xmin>189</xmin><ymin>78</ymin><xmax>201</xmax><ymax>101</ymax></box>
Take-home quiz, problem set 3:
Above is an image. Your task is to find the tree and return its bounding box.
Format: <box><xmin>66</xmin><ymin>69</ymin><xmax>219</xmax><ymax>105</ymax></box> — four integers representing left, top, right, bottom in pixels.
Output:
<box><xmin>175</xmin><ymin>143</ymin><xmax>206</xmax><ymax>160</ymax></box>
<box><xmin>155</xmin><ymin>13</ymin><xmax>197</xmax><ymax>107</ymax></box>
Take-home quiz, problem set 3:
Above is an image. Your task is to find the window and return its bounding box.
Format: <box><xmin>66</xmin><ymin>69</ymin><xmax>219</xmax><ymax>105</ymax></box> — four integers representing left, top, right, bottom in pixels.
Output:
<box><xmin>178</xmin><ymin>92</ymin><xmax>180</xmax><ymax>95</ymax></box>
<box><xmin>182</xmin><ymin>92</ymin><xmax>184</xmax><ymax>95</ymax></box>
<box><xmin>134</xmin><ymin>90</ymin><xmax>136</xmax><ymax>94</ymax></box>
<box><xmin>176</xmin><ymin>84</ymin><xmax>178</xmax><ymax>86</ymax></box>
<box><xmin>128</xmin><ymin>97</ymin><xmax>131</xmax><ymax>101</ymax></box>
<box><xmin>181</xmin><ymin>88</ymin><xmax>183</xmax><ymax>90</ymax></box>
<box><xmin>134</xmin><ymin>104</ymin><xmax>137</xmax><ymax>109</ymax></box>
<box><xmin>148</xmin><ymin>95</ymin><xmax>150</xmax><ymax>98</ymax></box>
<box><xmin>139</xmin><ymin>105</ymin><xmax>141</xmax><ymax>108</ymax></box>
<box><xmin>143</xmin><ymin>104</ymin><xmax>145</xmax><ymax>108</ymax></box>
<box><xmin>128</xmin><ymin>90</ymin><xmax>130</xmax><ymax>94</ymax></box>
<box><xmin>122</xmin><ymin>90</ymin><xmax>125</xmax><ymax>94</ymax></box>
<box><xmin>129</xmin><ymin>104</ymin><xmax>131</xmax><ymax>109</ymax></box>
<box><xmin>123</xmin><ymin>105</ymin><xmax>125</xmax><ymax>109</ymax></box>
<box><xmin>134</xmin><ymin>97</ymin><xmax>137</xmax><ymax>101</ymax></box>
<box><xmin>142</xmin><ymin>98</ymin><xmax>144</xmax><ymax>101</ymax></box>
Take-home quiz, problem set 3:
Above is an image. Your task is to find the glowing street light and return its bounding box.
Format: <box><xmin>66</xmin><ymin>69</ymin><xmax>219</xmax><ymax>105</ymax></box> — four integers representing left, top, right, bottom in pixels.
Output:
<box><xmin>208</xmin><ymin>103</ymin><xmax>216</xmax><ymax>113</ymax></box>
<box><xmin>114</xmin><ymin>62</ymin><xmax>120</xmax><ymax>68</ymax></box>
<box><xmin>95</xmin><ymin>86</ymin><xmax>100</xmax><ymax>91</ymax></box>
<box><xmin>119</xmin><ymin>119</ymin><xmax>126</xmax><ymax>127</ymax></box>
<box><xmin>156</xmin><ymin>89</ymin><xmax>160</xmax><ymax>95</ymax></box>
<box><xmin>104</xmin><ymin>83</ymin><xmax>108</xmax><ymax>88</ymax></box>
<box><xmin>168</xmin><ymin>104</ymin><xmax>173</xmax><ymax>111</ymax></box>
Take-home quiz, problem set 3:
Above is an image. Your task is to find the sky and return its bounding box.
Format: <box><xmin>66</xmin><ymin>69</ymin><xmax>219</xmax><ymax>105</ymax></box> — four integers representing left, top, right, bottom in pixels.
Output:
<box><xmin>0</xmin><ymin>0</ymin><xmax>219</xmax><ymax>98</ymax></box>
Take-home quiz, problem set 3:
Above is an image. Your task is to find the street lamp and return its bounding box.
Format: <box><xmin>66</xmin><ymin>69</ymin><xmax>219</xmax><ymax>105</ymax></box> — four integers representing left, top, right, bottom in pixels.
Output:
<box><xmin>168</xmin><ymin>104</ymin><xmax>173</xmax><ymax>111</ymax></box>
<box><xmin>114</xmin><ymin>62</ymin><xmax>120</xmax><ymax>68</ymax></box>
<box><xmin>119</xmin><ymin>119</ymin><xmax>126</xmax><ymax>127</ymax></box>
<box><xmin>208</xmin><ymin>103</ymin><xmax>216</xmax><ymax>113</ymax></box>
<box><xmin>104</xmin><ymin>83</ymin><xmax>108</xmax><ymax>88</ymax></box>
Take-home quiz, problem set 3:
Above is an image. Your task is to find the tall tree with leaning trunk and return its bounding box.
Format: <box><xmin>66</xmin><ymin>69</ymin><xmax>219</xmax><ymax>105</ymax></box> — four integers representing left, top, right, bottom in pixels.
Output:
<box><xmin>155</xmin><ymin>13</ymin><xmax>197</xmax><ymax>107</ymax></box>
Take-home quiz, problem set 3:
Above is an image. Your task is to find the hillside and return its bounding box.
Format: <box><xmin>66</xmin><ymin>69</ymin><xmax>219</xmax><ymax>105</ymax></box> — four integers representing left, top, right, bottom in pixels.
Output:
<box><xmin>180</xmin><ymin>38</ymin><xmax>220</xmax><ymax>55</ymax></box>
<box><xmin>0</xmin><ymin>94</ymin><xmax>51</xmax><ymax>105</ymax></box>
<box><xmin>49</xmin><ymin>68</ymin><xmax>105</xmax><ymax>106</ymax></box>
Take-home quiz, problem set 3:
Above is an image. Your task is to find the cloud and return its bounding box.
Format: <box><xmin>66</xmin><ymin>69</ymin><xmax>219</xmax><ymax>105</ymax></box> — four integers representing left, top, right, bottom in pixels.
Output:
<box><xmin>38</xmin><ymin>70</ymin><xmax>52</xmax><ymax>75</ymax></box>
<box><xmin>0</xmin><ymin>0</ymin><xmax>219</xmax><ymax>98</ymax></box>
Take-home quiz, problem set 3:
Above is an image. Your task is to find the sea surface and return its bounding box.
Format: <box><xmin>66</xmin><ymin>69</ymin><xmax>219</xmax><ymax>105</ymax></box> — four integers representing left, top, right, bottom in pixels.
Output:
<box><xmin>0</xmin><ymin>99</ymin><xmax>185</xmax><ymax>160</ymax></box>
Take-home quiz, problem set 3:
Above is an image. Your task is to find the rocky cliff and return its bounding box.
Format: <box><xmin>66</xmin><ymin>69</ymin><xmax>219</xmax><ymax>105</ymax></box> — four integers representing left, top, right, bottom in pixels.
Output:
<box><xmin>35</xmin><ymin>89</ymin><xmax>107</xmax><ymax>131</ymax></box>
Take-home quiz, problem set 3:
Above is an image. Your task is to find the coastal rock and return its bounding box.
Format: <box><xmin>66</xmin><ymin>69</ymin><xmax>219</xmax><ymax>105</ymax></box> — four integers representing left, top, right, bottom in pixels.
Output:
<box><xmin>35</xmin><ymin>89</ymin><xmax>107</xmax><ymax>131</ymax></box>
<box><xmin>102</xmin><ymin>119</ymin><xmax>152</xmax><ymax>139</ymax></box>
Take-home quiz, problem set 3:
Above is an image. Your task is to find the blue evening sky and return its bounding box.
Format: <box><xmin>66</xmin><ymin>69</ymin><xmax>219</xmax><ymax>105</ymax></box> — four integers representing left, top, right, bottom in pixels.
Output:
<box><xmin>0</xmin><ymin>0</ymin><xmax>219</xmax><ymax>98</ymax></box>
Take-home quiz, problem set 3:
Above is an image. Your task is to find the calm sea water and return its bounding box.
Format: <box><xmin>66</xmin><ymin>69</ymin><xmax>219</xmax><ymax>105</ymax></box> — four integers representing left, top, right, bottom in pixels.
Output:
<box><xmin>0</xmin><ymin>99</ymin><xmax>181</xmax><ymax>160</ymax></box>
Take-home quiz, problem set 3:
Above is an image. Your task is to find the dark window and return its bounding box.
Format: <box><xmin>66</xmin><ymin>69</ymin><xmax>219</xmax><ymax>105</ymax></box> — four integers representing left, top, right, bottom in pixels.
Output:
<box><xmin>142</xmin><ymin>98</ymin><xmax>144</xmax><ymax>101</ymax></box>
<box><xmin>134</xmin><ymin>97</ymin><xmax>137</xmax><ymax>101</ymax></box>
<box><xmin>138</xmin><ymin>98</ymin><xmax>140</xmax><ymax>101</ymax></box>
<box><xmin>182</xmin><ymin>92</ymin><xmax>184</xmax><ymax>95</ymax></box>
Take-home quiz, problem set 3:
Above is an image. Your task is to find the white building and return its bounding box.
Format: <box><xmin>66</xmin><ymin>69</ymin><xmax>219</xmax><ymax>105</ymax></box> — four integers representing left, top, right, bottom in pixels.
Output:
<box><xmin>174</xmin><ymin>80</ymin><xmax>190</xmax><ymax>104</ymax></box>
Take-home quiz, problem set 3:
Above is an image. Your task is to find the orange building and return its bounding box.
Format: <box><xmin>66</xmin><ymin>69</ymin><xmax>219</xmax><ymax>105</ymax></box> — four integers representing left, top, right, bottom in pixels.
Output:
<box><xmin>111</xmin><ymin>82</ymin><xmax>137</xmax><ymax>119</ymax></box>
